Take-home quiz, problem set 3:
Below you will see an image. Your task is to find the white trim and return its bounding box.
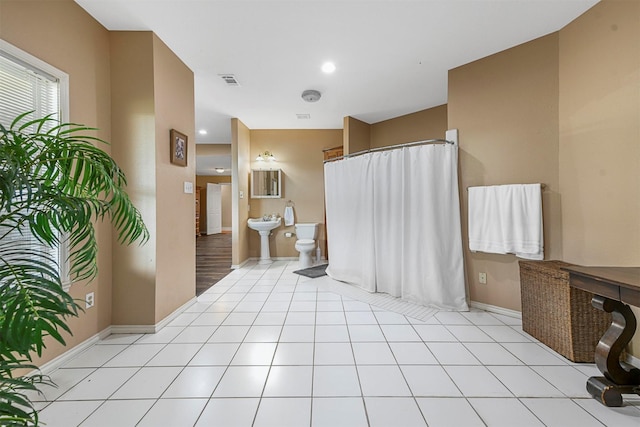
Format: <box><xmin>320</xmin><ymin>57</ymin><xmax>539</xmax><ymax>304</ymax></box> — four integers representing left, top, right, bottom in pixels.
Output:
<box><xmin>445</xmin><ymin>128</ymin><xmax>459</xmax><ymax>147</ymax></box>
<box><xmin>232</xmin><ymin>258</ymin><xmax>252</xmax><ymax>269</ymax></box>
<box><xmin>233</xmin><ymin>256</ymin><xmax>305</xmax><ymax>268</ymax></box>
<box><xmin>32</xmin><ymin>327</ymin><xmax>111</xmax><ymax>376</ymax></box>
<box><xmin>625</xmin><ymin>352</ymin><xmax>640</xmax><ymax>369</ymax></box>
<box><xmin>0</xmin><ymin>38</ymin><xmax>71</xmax><ymax>290</ymax></box>
<box><xmin>0</xmin><ymin>39</ymin><xmax>69</xmax><ymax>123</ymax></box>
<box><xmin>470</xmin><ymin>300</ymin><xmax>522</xmax><ymax>319</ymax></box>
<box><xmin>111</xmin><ymin>296</ymin><xmax>197</xmax><ymax>334</ymax></box>
<box><xmin>470</xmin><ymin>302</ymin><xmax>640</xmax><ymax>369</ymax></box>
<box><xmin>108</xmin><ymin>324</ymin><xmax>157</xmax><ymax>335</ymax></box>
<box><xmin>31</xmin><ymin>296</ymin><xmax>196</xmax><ymax>375</ymax></box>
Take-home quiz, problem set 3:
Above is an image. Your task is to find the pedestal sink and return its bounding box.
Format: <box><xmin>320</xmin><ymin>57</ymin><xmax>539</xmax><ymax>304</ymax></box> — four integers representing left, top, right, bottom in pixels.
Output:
<box><xmin>247</xmin><ymin>217</ymin><xmax>281</xmax><ymax>264</ymax></box>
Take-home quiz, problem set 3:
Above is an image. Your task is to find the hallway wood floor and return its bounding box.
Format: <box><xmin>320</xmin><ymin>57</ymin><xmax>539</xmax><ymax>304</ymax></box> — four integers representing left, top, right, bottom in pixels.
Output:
<box><xmin>196</xmin><ymin>232</ymin><xmax>232</xmax><ymax>296</ymax></box>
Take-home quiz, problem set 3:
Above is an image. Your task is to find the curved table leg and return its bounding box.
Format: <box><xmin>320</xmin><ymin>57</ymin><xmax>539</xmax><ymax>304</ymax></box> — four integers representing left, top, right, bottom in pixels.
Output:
<box><xmin>588</xmin><ymin>295</ymin><xmax>640</xmax><ymax>406</ymax></box>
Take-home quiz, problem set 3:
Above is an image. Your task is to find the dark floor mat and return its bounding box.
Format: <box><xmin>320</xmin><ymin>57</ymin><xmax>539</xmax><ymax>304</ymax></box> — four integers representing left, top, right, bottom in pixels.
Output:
<box><xmin>293</xmin><ymin>264</ymin><xmax>329</xmax><ymax>278</ymax></box>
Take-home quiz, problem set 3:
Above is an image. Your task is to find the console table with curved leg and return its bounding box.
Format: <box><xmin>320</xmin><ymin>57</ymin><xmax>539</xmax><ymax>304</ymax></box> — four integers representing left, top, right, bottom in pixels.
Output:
<box><xmin>562</xmin><ymin>266</ymin><xmax>640</xmax><ymax>407</ymax></box>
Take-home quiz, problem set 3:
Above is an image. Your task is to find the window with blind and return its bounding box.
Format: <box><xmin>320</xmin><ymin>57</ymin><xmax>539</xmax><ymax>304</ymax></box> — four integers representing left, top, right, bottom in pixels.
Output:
<box><xmin>0</xmin><ymin>40</ymin><xmax>71</xmax><ymax>289</ymax></box>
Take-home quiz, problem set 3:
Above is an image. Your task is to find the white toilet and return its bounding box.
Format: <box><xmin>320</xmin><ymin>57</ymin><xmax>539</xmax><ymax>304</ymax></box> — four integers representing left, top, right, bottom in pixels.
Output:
<box><xmin>294</xmin><ymin>223</ymin><xmax>318</xmax><ymax>269</ymax></box>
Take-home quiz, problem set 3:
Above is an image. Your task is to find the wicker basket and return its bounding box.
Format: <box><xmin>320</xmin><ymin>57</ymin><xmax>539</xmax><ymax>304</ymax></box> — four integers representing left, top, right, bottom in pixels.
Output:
<box><xmin>519</xmin><ymin>260</ymin><xmax>612</xmax><ymax>363</ymax></box>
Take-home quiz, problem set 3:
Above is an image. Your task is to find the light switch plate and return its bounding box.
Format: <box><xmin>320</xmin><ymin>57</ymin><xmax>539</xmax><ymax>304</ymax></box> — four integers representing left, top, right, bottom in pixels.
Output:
<box><xmin>184</xmin><ymin>181</ymin><xmax>194</xmax><ymax>194</ymax></box>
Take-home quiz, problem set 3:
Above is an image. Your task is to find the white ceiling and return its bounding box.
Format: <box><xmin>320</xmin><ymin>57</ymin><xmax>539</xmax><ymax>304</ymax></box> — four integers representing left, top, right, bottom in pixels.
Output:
<box><xmin>196</xmin><ymin>154</ymin><xmax>232</xmax><ymax>176</ymax></box>
<box><xmin>75</xmin><ymin>0</ymin><xmax>598</xmax><ymax>144</ymax></box>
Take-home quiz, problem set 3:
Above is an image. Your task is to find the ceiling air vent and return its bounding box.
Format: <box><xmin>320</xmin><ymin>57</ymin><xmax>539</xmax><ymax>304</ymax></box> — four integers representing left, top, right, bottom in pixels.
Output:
<box><xmin>219</xmin><ymin>74</ymin><xmax>240</xmax><ymax>86</ymax></box>
<box><xmin>296</xmin><ymin>113</ymin><xmax>311</xmax><ymax>120</ymax></box>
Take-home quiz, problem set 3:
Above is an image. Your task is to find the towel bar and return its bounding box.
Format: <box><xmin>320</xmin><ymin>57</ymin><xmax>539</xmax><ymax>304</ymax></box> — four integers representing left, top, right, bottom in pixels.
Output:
<box><xmin>467</xmin><ymin>183</ymin><xmax>546</xmax><ymax>191</ymax></box>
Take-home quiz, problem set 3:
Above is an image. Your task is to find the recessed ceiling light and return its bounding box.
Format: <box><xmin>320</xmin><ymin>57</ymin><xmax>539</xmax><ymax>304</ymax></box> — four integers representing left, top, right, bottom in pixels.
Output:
<box><xmin>321</xmin><ymin>62</ymin><xmax>336</xmax><ymax>73</ymax></box>
<box><xmin>198</xmin><ymin>129</ymin><xmax>207</xmax><ymax>135</ymax></box>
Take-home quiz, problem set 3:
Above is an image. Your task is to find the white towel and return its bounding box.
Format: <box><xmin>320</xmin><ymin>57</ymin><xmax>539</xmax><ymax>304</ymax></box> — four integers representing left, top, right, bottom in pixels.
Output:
<box><xmin>468</xmin><ymin>184</ymin><xmax>544</xmax><ymax>260</ymax></box>
<box><xmin>283</xmin><ymin>206</ymin><xmax>295</xmax><ymax>226</ymax></box>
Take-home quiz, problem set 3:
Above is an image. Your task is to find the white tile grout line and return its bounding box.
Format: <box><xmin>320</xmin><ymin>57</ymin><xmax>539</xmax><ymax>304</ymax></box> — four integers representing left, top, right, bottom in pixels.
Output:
<box><xmin>39</xmin><ymin>261</ymin><xmax>640</xmax><ymax>427</ymax></box>
<box><xmin>310</xmin><ymin>276</ymin><xmax>439</xmax><ymax>321</ymax></box>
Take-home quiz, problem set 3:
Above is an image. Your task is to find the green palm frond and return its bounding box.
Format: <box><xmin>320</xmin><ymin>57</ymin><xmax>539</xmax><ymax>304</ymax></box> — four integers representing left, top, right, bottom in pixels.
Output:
<box><xmin>0</xmin><ymin>112</ymin><xmax>149</xmax><ymax>425</ymax></box>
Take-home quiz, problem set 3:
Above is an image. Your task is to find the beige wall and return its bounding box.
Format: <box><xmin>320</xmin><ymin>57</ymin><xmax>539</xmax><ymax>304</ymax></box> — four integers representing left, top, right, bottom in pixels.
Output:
<box><xmin>558</xmin><ymin>0</ymin><xmax>640</xmax><ymax>355</ymax></box>
<box><xmin>110</xmin><ymin>32</ymin><xmax>196</xmax><ymax>325</ymax></box>
<box><xmin>343</xmin><ymin>116</ymin><xmax>371</xmax><ymax>154</ymax></box>
<box><xmin>152</xmin><ymin>34</ymin><xmax>196</xmax><ymax>322</ymax></box>
<box><xmin>196</xmin><ymin>143</ymin><xmax>232</xmax><ymax>157</ymax></box>
<box><xmin>448</xmin><ymin>33</ymin><xmax>562</xmax><ymax>311</ymax></box>
<box><xmin>2</xmin><ymin>0</ymin><xmax>197</xmax><ymax>362</ymax></box>
<box><xmin>232</xmin><ymin>119</ymin><xmax>251</xmax><ymax>266</ymax></box>
<box><xmin>109</xmin><ymin>32</ymin><xmax>158</xmax><ymax>326</ymax></box>
<box><xmin>248</xmin><ymin>130</ymin><xmax>343</xmax><ymax>259</ymax></box>
<box><xmin>370</xmin><ymin>105</ymin><xmax>448</xmax><ymax>148</ymax></box>
<box><xmin>196</xmin><ymin>176</ymin><xmax>233</xmax><ymax>232</ymax></box>
<box><xmin>0</xmin><ymin>0</ymin><xmax>114</xmax><ymax>362</ymax></box>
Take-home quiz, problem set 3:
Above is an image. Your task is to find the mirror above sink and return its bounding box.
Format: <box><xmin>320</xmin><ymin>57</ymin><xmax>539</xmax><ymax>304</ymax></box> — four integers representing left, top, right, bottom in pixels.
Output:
<box><xmin>251</xmin><ymin>169</ymin><xmax>282</xmax><ymax>198</ymax></box>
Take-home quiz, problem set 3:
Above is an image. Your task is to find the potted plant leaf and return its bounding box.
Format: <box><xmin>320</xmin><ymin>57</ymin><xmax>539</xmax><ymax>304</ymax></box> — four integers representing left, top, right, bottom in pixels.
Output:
<box><xmin>0</xmin><ymin>112</ymin><xmax>149</xmax><ymax>426</ymax></box>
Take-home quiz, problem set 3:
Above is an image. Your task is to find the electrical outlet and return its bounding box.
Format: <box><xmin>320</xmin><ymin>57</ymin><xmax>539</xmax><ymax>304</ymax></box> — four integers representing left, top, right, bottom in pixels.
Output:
<box><xmin>479</xmin><ymin>272</ymin><xmax>487</xmax><ymax>284</ymax></box>
<box><xmin>85</xmin><ymin>292</ymin><xmax>95</xmax><ymax>309</ymax></box>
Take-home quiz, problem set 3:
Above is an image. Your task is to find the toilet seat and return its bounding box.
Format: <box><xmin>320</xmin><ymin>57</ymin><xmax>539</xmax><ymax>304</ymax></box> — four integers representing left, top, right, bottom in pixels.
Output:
<box><xmin>296</xmin><ymin>239</ymin><xmax>315</xmax><ymax>245</ymax></box>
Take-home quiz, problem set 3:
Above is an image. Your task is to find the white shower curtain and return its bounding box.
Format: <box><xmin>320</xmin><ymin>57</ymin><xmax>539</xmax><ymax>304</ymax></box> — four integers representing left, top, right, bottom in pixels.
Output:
<box><xmin>324</xmin><ymin>143</ymin><xmax>468</xmax><ymax>311</ymax></box>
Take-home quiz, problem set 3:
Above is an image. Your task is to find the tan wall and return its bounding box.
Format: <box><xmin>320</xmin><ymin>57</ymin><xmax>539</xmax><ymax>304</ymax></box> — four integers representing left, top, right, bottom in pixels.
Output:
<box><xmin>370</xmin><ymin>105</ymin><xmax>448</xmax><ymax>148</ymax></box>
<box><xmin>232</xmin><ymin>119</ymin><xmax>251</xmax><ymax>266</ymax></box>
<box><xmin>152</xmin><ymin>34</ymin><xmax>196</xmax><ymax>322</ymax></box>
<box><xmin>558</xmin><ymin>0</ymin><xmax>640</xmax><ymax>356</ymax></box>
<box><xmin>448</xmin><ymin>33</ymin><xmax>562</xmax><ymax>312</ymax></box>
<box><xmin>248</xmin><ymin>130</ymin><xmax>343</xmax><ymax>259</ymax></box>
<box><xmin>0</xmin><ymin>0</ymin><xmax>114</xmax><ymax>362</ymax></box>
<box><xmin>110</xmin><ymin>32</ymin><xmax>196</xmax><ymax>325</ymax></box>
<box><xmin>109</xmin><ymin>32</ymin><xmax>158</xmax><ymax>326</ymax></box>
<box><xmin>343</xmin><ymin>116</ymin><xmax>371</xmax><ymax>154</ymax></box>
<box><xmin>196</xmin><ymin>176</ymin><xmax>233</xmax><ymax>232</ymax></box>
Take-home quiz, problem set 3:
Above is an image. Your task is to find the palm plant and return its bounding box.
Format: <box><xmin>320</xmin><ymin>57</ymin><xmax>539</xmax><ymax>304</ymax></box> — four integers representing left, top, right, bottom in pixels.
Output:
<box><xmin>0</xmin><ymin>112</ymin><xmax>149</xmax><ymax>426</ymax></box>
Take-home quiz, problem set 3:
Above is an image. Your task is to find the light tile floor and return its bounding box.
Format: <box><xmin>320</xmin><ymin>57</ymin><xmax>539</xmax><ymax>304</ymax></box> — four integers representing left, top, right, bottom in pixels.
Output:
<box><xmin>33</xmin><ymin>261</ymin><xmax>640</xmax><ymax>426</ymax></box>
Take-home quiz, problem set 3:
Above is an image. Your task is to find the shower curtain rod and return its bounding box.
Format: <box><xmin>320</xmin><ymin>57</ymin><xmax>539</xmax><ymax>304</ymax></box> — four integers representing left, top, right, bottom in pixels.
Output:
<box><xmin>324</xmin><ymin>138</ymin><xmax>454</xmax><ymax>163</ymax></box>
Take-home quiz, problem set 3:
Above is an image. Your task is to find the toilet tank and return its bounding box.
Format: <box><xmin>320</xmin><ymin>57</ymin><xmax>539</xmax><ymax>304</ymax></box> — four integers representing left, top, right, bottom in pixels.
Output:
<box><xmin>295</xmin><ymin>223</ymin><xmax>318</xmax><ymax>240</ymax></box>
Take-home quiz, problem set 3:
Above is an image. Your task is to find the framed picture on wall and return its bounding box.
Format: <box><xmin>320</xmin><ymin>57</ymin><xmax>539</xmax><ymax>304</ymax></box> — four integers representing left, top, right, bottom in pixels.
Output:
<box><xmin>170</xmin><ymin>129</ymin><xmax>188</xmax><ymax>166</ymax></box>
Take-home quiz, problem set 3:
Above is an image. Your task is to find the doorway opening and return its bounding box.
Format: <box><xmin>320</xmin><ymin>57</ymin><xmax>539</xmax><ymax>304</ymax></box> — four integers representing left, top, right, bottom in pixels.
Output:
<box><xmin>196</xmin><ymin>182</ymin><xmax>232</xmax><ymax>296</ymax></box>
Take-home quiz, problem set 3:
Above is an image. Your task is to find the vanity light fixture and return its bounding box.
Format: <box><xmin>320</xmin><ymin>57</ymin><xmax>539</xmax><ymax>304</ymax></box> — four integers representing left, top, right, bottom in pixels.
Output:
<box><xmin>256</xmin><ymin>150</ymin><xmax>276</xmax><ymax>162</ymax></box>
<box><xmin>215</xmin><ymin>168</ymin><xmax>225</xmax><ymax>173</ymax></box>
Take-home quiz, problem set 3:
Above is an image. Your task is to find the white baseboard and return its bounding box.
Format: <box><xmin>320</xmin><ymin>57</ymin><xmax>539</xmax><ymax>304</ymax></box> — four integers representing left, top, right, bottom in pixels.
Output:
<box><xmin>233</xmin><ymin>257</ymin><xmax>300</xmax><ymax>269</ymax></box>
<box><xmin>471</xmin><ymin>302</ymin><xmax>640</xmax><ymax>367</ymax></box>
<box><xmin>111</xmin><ymin>296</ymin><xmax>197</xmax><ymax>334</ymax></box>
<box><xmin>34</xmin><ymin>327</ymin><xmax>111</xmax><ymax>376</ymax></box>
<box><xmin>32</xmin><ymin>297</ymin><xmax>196</xmax><ymax>375</ymax></box>
<box><xmin>231</xmin><ymin>258</ymin><xmax>251</xmax><ymax>269</ymax></box>
<box><xmin>626</xmin><ymin>352</ymin><xmax>640</xmax><ymax>368</ymax></box>
<box><xmin>470</xmin><ymin>300</ymin><xmax>522</xmax><ymax>319</ymax></box>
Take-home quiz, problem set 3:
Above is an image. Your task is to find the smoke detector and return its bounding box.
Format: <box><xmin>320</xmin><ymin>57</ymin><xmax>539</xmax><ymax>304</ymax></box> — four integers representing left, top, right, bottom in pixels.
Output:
<box><xmin>301</xmin><ymin>89</ymin><xmax>321</xmax><ymax>102</ymax></box>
